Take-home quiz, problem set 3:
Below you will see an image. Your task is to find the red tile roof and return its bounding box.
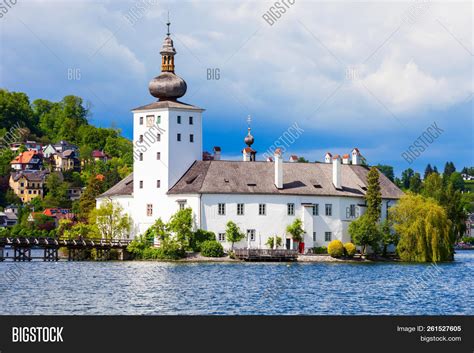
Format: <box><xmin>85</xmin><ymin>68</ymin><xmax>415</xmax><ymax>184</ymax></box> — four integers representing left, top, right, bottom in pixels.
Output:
<box><xmin>342</xmin><ymin>154</ymin><xmax>350</xmax><ymax>158</ymax></box>
<box><xmin>92</xmin><ymin>150</ymin><xmax>108</xmax><ymax>158</ymax></box>
<box><xmin>10</xmin><ymin>151</ymin><xmax>38</xmax><ymax>165</ymax></box>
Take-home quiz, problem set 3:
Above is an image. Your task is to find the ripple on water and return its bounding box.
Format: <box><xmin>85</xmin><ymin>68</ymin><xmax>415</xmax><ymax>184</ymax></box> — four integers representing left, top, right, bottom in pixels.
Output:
<box><xmin>0</xmin><ymin>252</ymin><xmax>473</xmax><ymax>315</ymax></box>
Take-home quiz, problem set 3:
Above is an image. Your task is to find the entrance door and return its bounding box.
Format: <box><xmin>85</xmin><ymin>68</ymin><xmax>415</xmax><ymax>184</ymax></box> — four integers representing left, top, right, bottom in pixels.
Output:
<box><xmin>286</xmin><ymin>238</ymin><xmax>291</xmax><ymax>250</ymax></box>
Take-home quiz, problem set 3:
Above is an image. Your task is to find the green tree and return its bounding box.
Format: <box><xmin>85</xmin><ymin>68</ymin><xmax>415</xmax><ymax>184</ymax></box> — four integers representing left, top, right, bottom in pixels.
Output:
<box><xmin>366</xmin><ymin>167</ymin><xmax>382</xmax><ymax>221</ymax></box>
<box><xmin>225</xmin><ymin>221</ymin><xmax>245</xmax><ymax>250</ymax></box>
<box><xmin>448</xmin><ymin>172</ymin><xmax>464</xmax><ymax>191</ymax></box>
<box><xmin>43</xmin><ymin>172</ymin><xmax>70</xmax><ymax>208</ymax></box>
<box><xmin>297</xmin><ymin>157</ymin><xmax>309</xmax><ymax>163</ymax></box>
<box><xmin>424</xmin><ymin>164</ymin><xmax>433</xmax><ymax>179</ymax></box>
<box><xmin>379</xmin><ymin>218</ymin><xmax>399</xmax><ymax>257</ymax></box>
<box><xmin>88</xmin><ymin>200</ymin><xmax>131</xmax><ymax>240</ymax></box>
<box><xmin>401</xmin><ymin>168</ymin><xmax>414</xmax><ymax>189</ymax></box>
<box><xmin>409</xmin><ymin>172</ymin><xmax>422</xmax><ymax>193</ymax></box>
<box><xmin>390</xmin><ymin>194</ymin><xmax>452</xmax><ymax>262</ymax></box>
<box><xmin>78</xmin><ymin>175</ymin><xmax>104</xmax><ymax>219</ymax></box>
<box><xmin>376</xmin><ymin>164</ymin><xmax>394</xmax><ymax>182</ymax></box>
<box><xmin>443</xmin><ymin>161</ymin><xmax>456</xmax><ymax>180</ymax></box>
<box><xmin>421</xmin><ymin>173</ymin><xmax>443</xmax><ymax>202</ymax></box>
<box><xmin>348</xmin><ymin>214</ymin><xmax>380</xmax><ymax>255</ymax></box>
<box><xmin>168</xmin><ymin>208</ymin><xmax>193</xmax><ymax>247</ymax></box>
<box><xmin>286</xmin><ymin>218</ymin><xmax>305</xmax><ymax>243</ymax></box>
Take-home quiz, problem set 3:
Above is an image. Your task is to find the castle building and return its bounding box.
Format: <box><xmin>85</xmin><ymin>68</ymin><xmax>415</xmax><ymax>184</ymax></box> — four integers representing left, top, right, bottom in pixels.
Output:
<box><xmin>96</xmin><ymin>24</ymin><xmax>403</xmax><ymax>251</ymax></box>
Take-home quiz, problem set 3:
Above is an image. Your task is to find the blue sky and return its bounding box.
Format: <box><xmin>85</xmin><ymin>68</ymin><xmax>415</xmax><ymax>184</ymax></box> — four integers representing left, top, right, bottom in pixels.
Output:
<box><xmin>0</xmin><ymin>0</ymin><xmax>472</xmax><ymax>176</ymax></box>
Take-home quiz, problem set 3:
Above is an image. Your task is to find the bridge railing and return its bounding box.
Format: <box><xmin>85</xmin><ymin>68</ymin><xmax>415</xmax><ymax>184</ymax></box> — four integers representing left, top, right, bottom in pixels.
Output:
<box><xmin>0</xmin><ymin>236</ymin><xmax>133</xmax><ymax>248</ymax></box>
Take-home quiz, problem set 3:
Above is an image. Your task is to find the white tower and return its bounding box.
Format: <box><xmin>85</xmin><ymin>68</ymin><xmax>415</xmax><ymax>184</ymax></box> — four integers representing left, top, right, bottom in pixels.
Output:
<box><xmin>132</xmin><ymin>22</ymin><xmax>204</xmax><ymax>235</ymax></box>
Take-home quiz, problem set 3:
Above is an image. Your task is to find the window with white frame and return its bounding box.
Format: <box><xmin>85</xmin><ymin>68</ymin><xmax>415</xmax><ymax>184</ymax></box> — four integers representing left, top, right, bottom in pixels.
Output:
<box><xmin>218</xmin><ymin>233</ymin><xmax>226</xmax><ymax>242</ymax></box>
<box><xmin>156</xmin><ymin>180</ymin><xmax>161</xmax><ymax>188</ymax></box>
<box><xmin>139</xmin><ymin>153</ymin><xmax>143</xmax><ymax>161</ymax></box>
<box><xmin>177</xmin><ymin>133</ymin><xmax>181</xmax><ymax>142</ymax></box>
<box><xmin>139</xmin><ymin>181</ymin><xmax>143</xmax><ymax>189</ymax></box>
<box><xmin>139</xmin><ymin>135</ymin><xmax>143</xmax><ymax>142</ymax></box>
<box><xmin>156</xmin><ymin>152</ymin><xmax>161</xmax><ymax>160</ymax></box>
<box><xmin>287</xmin><ymin>203</ymin><xmax>295</xmax><ymax>216</ymax></box>
<box><xmin>146</xmin><ymin>204</ymin><xmax>153</xmax><ymax>216</ymax></box>
<box><xmin>178</xmin><ymin>201</ymin><xmax>186</xmax><ymax>210</ymax></box>
<box><xmin>312</xmin><ymin>204</ymin><xmax>319</xmax><ymax>216</ymax></box>
<box><xmin>157</xmin><ymin>133</ymin><xmax>161</xmax><ymax>141</ymax></box>
<box><xmin>218</xmin><ymin>203</ymin><xmax>225</xmax><ymax>215</ymax></box>
<box><xmin>189</xmin><ymin>116</ymin><xmax>193</xmax><ymax>125</ymax></box>
<box><xmin>325</xmin><ymin>204</ymin><xmax>332</xmax><ymax>216</ymax></box>
<box><xmin>325</xmin><ymin>232</ymin><xmax>332</xmax><ymax>241</ymax></box>
<box><xmin>157</xmin><ymin>116</ymin><xmax>161</xmax><ymax>124</ymax></box>
<box><xmin>177</xmin><ymin>116</ymin><xmax>181</xmax><ymax>124</ymax></box>
<box><xmin>259</xmin><ymin>203</ymin><xmax>266</xmax><ymax>215</ymax></box>
<box><xmin>247</xmin><ymin>229</ymin><xmax>256</xmax><ymax>241</ymax></box>
<box><xmin>139</xmin><ymin>117</ymin><xmax>143</xmax><ymax>125</ymax></box>
<box><xmin>190</xmin><ymin>134</ymin><xmax>194</xmax><ymax>143</ymax></box>
<box><xmin>313</xmin><ymin>232</ymin><xmax>317</xmax><ymax>242</ymax></box>
<box><xmin>237</xmin><ymin>203</ymin><xmax>244</xmax><ymax>215</ymax></box>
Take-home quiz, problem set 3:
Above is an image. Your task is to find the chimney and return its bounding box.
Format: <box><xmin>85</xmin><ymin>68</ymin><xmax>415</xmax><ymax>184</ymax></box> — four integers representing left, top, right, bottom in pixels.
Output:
<box><xmin>213</xmin><ymin>146</ymin><xmax>221</xmax><ymax>161</ymax></box>
<box><xmin>324</xmin><ymin>152</ymin><xmax>332</xmax><ymax>163</ymax></box>
<box><xmin>332</xmin><ymin>154</ymin><xmax>341</xmax><ymax>189</ymax></box>
<box><xmin>351</xmin><ymin>148</ymin><xmax>361</xmax><ymax>165</ymax></box>
<box><xmin>342</xmin><ymin>154</ymin><xmax>350</xmax><ymax>164</ymax></box>
<box><xmin>274</xmin><ymin>148</ymin><xmax>283</xmax><ymax>189</ymax></box>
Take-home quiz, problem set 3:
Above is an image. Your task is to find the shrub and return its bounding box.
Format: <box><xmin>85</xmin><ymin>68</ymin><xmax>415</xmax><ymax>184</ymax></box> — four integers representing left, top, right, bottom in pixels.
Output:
<box><xmin>328</xmin><ymin>240</ymin><xmax>344</xmax><ymax>258</ymax></box>
<box><xmin>190</xmin><ymin>229</ymin><xmax>216</xmax><ymax>252</ymax></box>
<box><xmin>156</xmin><ymin>238</ymin><xmax>186</xmax><ymax>260</ymax></box>
<box><xmin>311</xmin><ymin>246</ymin><xmax>327</xmax><ymax>254</ymax></box>
<box><xmin>200</xmin><ymin>240</ymin><xmax>224</xmax><ymax>257</ymax></box>
<box><xmin>265</xmin><ymin>236</ymin><xmax>283</xmax><ymax>249</ymax></box>
<box><xmin>142</xmin><ymin>247</ymin><xmax>164</xmax><ymax>260</ymax></box>
<box><xmin>344</xmin><ymin>242</ymin><xmax>357</xmax><ymax>257</ymax></box>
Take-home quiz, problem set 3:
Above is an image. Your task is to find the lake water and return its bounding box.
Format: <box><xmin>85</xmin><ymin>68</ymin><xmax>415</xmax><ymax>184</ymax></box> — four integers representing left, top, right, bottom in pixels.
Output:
<box><xmin>1</xmin><ymin>251</ymin><xmax>473</xmax><ymax>315</ymax></box>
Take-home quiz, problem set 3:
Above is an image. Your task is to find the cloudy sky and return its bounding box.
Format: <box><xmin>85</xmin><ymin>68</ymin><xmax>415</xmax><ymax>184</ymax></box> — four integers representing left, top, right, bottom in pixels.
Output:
<box><xmin>1</xmin><ymin>0</ymin><xmax>472</xmax><ymax>175</ymax></box>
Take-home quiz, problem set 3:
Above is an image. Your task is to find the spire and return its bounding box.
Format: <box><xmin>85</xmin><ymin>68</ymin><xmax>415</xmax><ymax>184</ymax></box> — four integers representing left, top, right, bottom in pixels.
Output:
<box><xmin>160</xmin><ymin>12</ymin><xmax>176</xmax><ymax>73</ymax></box>
<box><xmin>166</xmin><ymin>11</ymin><xmax>171</xmax><ymax>36</ymax></box>
<box><xmin>244</xmin><ymin>115</ymin><xmax>254</xmax><ymax>147</ymax></box>
<box><xmin>148</xmin><ymin>14</ymin><xmax>187</xmax><ymax>101</ymax></box>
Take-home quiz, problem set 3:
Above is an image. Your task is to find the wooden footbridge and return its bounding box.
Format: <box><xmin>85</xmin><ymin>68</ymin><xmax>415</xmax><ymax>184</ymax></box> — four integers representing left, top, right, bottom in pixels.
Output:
<box><xmin>234</xmin><ymin>249</ymin><xmax>298</xmax><ymax>262</ymax></box>
<box><xmin>0</xmin><ymin>237</ymin><xmax>132</xmax><ymax>262</ymax></box>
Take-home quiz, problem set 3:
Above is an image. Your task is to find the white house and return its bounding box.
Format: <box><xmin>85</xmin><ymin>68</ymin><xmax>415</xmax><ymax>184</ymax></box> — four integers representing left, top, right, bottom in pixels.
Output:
<box><xmin>96</xmin><ymin>25</ymin><xmax>404</xmax><ymax>251</ymax></box>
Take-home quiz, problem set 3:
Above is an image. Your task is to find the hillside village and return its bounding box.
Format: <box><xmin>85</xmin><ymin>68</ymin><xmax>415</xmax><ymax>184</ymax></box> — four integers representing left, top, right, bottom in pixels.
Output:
<box><xmin>3</xmin><ymin>139</ymin><xmax>112</xmax><ymax>229</ymax></box>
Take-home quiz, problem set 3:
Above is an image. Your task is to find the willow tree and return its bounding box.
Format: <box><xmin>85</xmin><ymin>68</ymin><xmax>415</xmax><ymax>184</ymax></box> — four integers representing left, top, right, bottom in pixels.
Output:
<box><xmin>389</xmin><ymin>194</ymin><xmax>452</xmax><ymax>262</ymax></box>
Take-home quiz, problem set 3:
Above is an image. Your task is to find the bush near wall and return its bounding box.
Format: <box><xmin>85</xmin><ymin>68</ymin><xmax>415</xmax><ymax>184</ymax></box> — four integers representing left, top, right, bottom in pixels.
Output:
<box><xmin>344</xmin><ymin>242</ymin><xmax>357</xmax><ymax>257</ymax></box>
<box><xmin>200</xmin><ymin>240</ymin><xmax>224</xmax><ymax>258</ymax></box>
<box><xmin>310</xmin><ymin>246</ymin><xmax>327</xmax><ymax>254</ymax></box>
<box><xmin>328</xmin><ymin>240</ymin><xmax>344</xmax><ymax>258</ymax></box>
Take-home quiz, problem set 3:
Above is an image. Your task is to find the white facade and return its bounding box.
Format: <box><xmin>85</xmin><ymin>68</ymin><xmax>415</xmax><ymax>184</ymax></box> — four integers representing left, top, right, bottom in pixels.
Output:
<box><xmin>131</xmin><ymin>106</ymin><xmax>203</xmax><ymax>235</ymax></box>
<box><xmin>197</xmin><ymin>193</ymin><xmax>395</xmax><ymax>251</ymax></box>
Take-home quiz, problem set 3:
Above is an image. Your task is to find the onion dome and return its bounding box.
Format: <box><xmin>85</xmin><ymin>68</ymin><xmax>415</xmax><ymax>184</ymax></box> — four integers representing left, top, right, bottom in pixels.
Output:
<box><xmin>244</xmin><ymin>127</ymin><xmax>254</xmax><ymax>147</ymax></box>
<box><xmin>148</xmin><ymin>20</ymin><xmax>187</xmax><ymax>101</ymax></box>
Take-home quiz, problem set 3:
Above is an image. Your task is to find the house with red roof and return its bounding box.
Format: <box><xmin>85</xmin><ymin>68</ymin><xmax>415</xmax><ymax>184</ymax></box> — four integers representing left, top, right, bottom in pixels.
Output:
<box><xmin>10</xmin><ymin>151</ymin><xmax>43</xmax><ymax>171</ymax></box>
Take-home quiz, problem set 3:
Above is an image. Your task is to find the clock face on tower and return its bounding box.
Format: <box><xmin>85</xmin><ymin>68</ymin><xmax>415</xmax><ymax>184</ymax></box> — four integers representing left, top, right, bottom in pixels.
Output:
<box><xmin>146</xmin><ymin>115</ymin><xmax>154</xmax><ymax>127</ymax></box>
